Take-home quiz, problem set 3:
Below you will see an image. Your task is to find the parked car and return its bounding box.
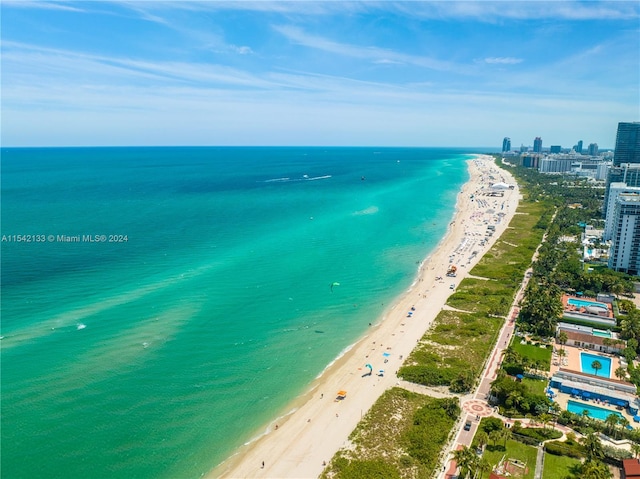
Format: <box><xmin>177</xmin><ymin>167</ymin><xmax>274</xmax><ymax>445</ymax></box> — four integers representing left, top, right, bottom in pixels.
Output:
<box><xmin>464</xmin><ymin>420</ymin><xmax>472</xmax><ymax>431</ymax></box>
<box><xmin>450</xmin><ymin>284</ymin><xmax>455</xmax><ymax>290</ymax></box>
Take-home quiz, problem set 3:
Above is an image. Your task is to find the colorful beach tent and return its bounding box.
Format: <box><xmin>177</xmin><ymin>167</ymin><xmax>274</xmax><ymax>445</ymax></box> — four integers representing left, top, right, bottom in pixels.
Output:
<box><xmin>336</xmin><ymin>390</ymin><xmax>347</xmax><ymax>399</ymax></box>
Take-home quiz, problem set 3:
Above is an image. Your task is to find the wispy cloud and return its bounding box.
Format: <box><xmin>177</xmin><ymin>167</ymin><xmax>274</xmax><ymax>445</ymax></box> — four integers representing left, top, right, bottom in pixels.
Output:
<box><xmin>395</xmin><ymin>1</ymin><xmax>640</xmax><ymax>22</ymax></box>
<box><xmin>2</xmin><ymin>0</ymin><xmax>85</xmax><ymax>12</ymax></box>
<box><xmin>483</xmin><ymin>57</ymin><xmax>523</xmax><ymax>65</ymax></box>
<box><xmin>273</xmin><ymin>25</ymin><xmax>461</xmax><ymax>72</ymax></box>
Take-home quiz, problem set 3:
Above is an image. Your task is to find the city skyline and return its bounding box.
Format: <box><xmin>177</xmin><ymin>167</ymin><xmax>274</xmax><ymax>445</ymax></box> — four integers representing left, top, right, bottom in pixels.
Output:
<box><xmin>2</xmin><ymin>1</ymin><xmax>639</xmax><ymax>147</ymax></box>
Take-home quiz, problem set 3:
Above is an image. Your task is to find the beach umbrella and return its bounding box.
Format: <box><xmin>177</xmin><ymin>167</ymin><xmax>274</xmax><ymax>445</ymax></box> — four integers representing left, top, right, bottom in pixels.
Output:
<box><xmin>634</xmin><ymin>415</ymin><xmax>640</xmax><ymax>423</ymax></box>
<box><xmin>583</xmin><ymin>392</ymin><xmax>591</xmax><ymax>398</ymax></box>
<box><xmin>571</xmin><ymin>389</ymin><xmax>579</xmax><ymax>395</ymax></box>
<box><xmin>617</xmin><ymin>400</ymin><xmax>627</xmax><ymax>407</ymax></box>
<box><xmin>516</xmin><ymin>374</ymin><xmax>524</xmax><ymax>380</ymax></box>
<box><xmin>382</xmin><ymin>352</ymin><xmax>391</xmax><ymax>357</ymax></box>
<box><xmin>365</xmin><ymin>363</ymin><xmax>373</xmax><ymax>372</ymax></box>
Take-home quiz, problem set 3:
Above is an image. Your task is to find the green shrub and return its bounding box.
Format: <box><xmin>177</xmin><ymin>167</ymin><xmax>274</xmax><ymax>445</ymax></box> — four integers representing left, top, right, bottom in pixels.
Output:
<box><xmin>544</xmin><ymin>440</ymin><xmax>583</xmax><ymax>459</ymax></box>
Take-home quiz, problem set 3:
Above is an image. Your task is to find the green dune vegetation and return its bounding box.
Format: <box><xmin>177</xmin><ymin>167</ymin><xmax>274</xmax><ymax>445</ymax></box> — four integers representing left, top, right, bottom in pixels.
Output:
<box><xmin>399</xmin><ymin>199</ymin><xmax>549</xmax><ymax>394</ymax></box>
<box><xmin>320</xmin><ymin>388</ymin><xmax>459</xmax><ymax>479</ymax></box>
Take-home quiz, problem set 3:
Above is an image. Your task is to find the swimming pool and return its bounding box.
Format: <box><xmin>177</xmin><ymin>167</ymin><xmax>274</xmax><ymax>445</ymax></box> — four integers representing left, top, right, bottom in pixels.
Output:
<box><xmin>581</xmin><ymin>352</ymin><xmax>612</xmax><ymax>377</ymax></box>
<box><xmin>567</xmin><ymin>298</ymin><xmax>609</xmax><ymax>310</ymax></box>
<box><xmin>592</xmin><ymin>329</ymin><xmax>612</xmax><ymax>338</ymax></box>
<box><xmin>567</xmin><ymin>400</ymin><xmax>623</xmax><ymax>421</ymax></box>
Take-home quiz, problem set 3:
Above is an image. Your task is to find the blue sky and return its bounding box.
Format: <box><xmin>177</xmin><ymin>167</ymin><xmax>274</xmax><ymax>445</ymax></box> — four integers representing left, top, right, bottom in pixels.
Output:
<box><xmin>2</xmin><ymin>1</ymin><xmax>639</xmax><ymax>147</ymax></box>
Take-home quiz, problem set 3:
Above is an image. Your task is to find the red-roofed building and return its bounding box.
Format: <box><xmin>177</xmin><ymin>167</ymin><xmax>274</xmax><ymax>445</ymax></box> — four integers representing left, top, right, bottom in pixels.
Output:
<box><xmin>623</xmin><ymin>458</ymin><xmax>640</xmax><ymax>479</ymax></box>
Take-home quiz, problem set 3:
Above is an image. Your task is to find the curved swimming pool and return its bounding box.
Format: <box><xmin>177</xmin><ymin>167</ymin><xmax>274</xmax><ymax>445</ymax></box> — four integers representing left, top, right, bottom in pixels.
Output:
<box><xmin>567</xmin><ymin>298</ymin><xmax>609</xmax><ymax>310</ymax></box>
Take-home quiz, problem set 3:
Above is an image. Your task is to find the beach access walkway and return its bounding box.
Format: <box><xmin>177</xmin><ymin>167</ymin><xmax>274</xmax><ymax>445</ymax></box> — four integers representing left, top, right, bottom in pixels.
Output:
<box><xmin>439</xmin><ymin>224</ymin><xmax>552</xmax><ymax>479</ymax></box>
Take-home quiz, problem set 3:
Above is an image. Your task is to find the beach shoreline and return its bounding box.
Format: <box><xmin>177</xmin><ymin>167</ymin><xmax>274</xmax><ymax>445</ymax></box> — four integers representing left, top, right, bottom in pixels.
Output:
<box><xmin>210</xmin><ymin>154</ymin><xmax>519</xmax><ymax>479</ymax></box>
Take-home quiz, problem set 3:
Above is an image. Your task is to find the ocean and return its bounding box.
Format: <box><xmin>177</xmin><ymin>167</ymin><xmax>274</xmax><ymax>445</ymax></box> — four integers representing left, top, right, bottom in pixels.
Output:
<box><xmin>1</xmin><ymin>147</ymin><xmax>471</xmax><ymax>479</ymax></box>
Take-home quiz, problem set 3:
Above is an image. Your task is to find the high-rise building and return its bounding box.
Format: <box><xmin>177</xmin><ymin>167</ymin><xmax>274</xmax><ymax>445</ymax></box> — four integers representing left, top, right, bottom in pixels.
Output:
<box><xmin>588</xmin><ymin>143</ymin><xmax>599</xmax><ymax>156</ymax></box>
<box><xmin>604</xmin><ymin>163</ymin><xmax>640</xmax><ymax>215</ymax></box>
<box><xmin>576</xmin><ymin>140</ymin><xmax>583</xmax><ymax>154</ymax></box>
<box><xmin>604</xmin><ymin>183</ymin><xmax>640</xmax><ymax>240</ymax></box>
<box><xmin>613</xmin><ymin>122</ymin><xmax>640</xmax><ymax>166</ymax></box>
<box><xmin>607</xmin><ymin>192</ymin><xmax>640</xmax><ymax>275</ymax></box>
<box><xmin>533</xmin><ymin>137</ymin><xmax>543</xmax><ymax>153</ymax></box>
<box><xmin>550</xmin><ymin>145</ymin><xmax>561</xmax><ymax>154</ymax></box>
<box><xmin>502</xmin><ymin>137</ymin><xmax>511</xmax><ymax>152</ymax></box>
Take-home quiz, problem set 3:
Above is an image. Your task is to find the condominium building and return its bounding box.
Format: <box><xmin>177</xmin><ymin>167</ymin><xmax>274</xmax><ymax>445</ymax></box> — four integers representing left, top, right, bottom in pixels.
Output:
<box><xmin>604</xmin><ymin>163</ymin><xmax>640</xmax><ymax>215</ymax></box>
<box><xmin>502</xmin><ymin>137</ymin><xmax>511</xmax><ymax>152</ymax></box>
<box><xmin>607</xmin><ymin>192</ymin><xmax>640</xmax><ymax>275</ymax></box>
<box><xmin>604</xmin><ymin>183</ymin><xmax>640</xmax><ymax>240</ymax></box>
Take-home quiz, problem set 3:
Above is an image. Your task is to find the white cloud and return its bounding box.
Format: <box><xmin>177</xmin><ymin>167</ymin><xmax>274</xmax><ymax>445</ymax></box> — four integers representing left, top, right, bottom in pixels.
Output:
<box><xmin>231</xmin><ymin>45</ymin><xmax>254</xmax><ymax>55</ymax></box>
<box><xmin>483</xmin><ymin>57</ymin><xmax>523</xmax><ymax>65</ymax></box>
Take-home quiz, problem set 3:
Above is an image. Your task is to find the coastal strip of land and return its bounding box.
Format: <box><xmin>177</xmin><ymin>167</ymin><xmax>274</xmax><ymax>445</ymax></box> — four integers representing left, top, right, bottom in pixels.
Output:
<box><xmin>211</xmin><ymin>155</ymin><xmax>520</xmax><ymax>479</ymax></box>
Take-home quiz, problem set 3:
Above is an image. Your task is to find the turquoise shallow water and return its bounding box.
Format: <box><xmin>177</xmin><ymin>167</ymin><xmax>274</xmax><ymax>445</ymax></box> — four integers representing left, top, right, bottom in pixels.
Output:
<box><xmin>1</xmin><ymin>147</ymin><xmax>471</xmax><ymax>479</ymax></box>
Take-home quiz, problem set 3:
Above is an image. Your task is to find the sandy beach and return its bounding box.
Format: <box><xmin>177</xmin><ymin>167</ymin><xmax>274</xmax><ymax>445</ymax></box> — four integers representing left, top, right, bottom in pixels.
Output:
<box><xmin>211</xmin><ymin>155</ymin><xmax>520</xmax><ymax>479</ymax></box>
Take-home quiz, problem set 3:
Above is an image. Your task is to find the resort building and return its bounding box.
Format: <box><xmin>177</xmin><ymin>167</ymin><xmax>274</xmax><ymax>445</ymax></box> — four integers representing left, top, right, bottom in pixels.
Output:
<box><xmin>607</xmin><ymin>192</ymin><xmax>640</xmax><ymax>276</ymax></box>
<box><xmin>623</xmin><ymin>458</ymin><xmax>640</xmax><ymax>479</ymax></box>
<box><xmin>557</xmin><ymin>323</ymin><xmax>625</xmax><ymax>354</ymax></box>
<box><xmin>561</xmin><ymin>294</ymin><xmax>616</xmax><ymax>328</ymax></box>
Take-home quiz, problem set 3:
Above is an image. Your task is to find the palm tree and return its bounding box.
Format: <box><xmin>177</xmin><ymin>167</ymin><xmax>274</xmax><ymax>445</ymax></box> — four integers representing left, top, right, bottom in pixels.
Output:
<box><xmin>615</xmin><ymin>366</ymin><xmax>627</xmax><ymax>381</ymax></box>
<box><xmin>474</xmin><ymin>430</ymin><xmax>489</xmax><ymax>452</ymax></box>
<box><xmin>557</xmin><ymin>330</ymin><xmax>568</xmax><ymax>351</ymax></box>
<box><xmin>591</xmin><ymin>360</ymin><xmax>602</xmax><ymax>376</ymax></box>
<box><xmin>618</xmin><ymin>417</ymin><xmax>630</xmax><ymax>440</ymax></box>
<box><xmin>475</xmin><ymin>457</ymin><xmax>492</xmax><ymax>479</ymax></box>
<box><xmin>581</xmin><ymin>432</ymin><xmax>605</xmax><ymax>463</ymax></box>
<box><xmin>557</xmin><ymin>347</ymin><xmax>566</xmax><ymax>363</ymax></box>
<box><xmin>539</xmin><ymin>413</ymin><xmax>553</xmax><ymax>431</ymax></box>
<box><xmin>489</xmin><ymin>429</ymin><xmax>502</xmax><ymax>448</ymax></box>
<box><xmin>579</xmin><ymin>459</ymin><xmax>612</xmax><ymax>479</ymax></box>
<box><xmin>631</xmin><ymin>442</ymin><xmax>640</xmax><ymax>459</ymax></box>
<box><xmin>604</xmin><ymin>414</ymin><xmax>619</xmax><ymax>437</ymax></box>
<box><xmin>500</xmin><ymin>427</ymin><xmax>511</xmax><ymax>448</ymax></box>
<box><xmin>452</xmin><ymin>446</ymin><xmax>477</xmax><ymax>479</ymax></box>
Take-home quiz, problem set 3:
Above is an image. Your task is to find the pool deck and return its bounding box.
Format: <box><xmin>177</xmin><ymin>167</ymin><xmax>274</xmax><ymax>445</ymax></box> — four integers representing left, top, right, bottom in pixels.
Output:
<box><xmin>551</xmin><ymin>344</ymin><xmax>620</xmax><ymax>379</ymax></box>
<box><xmin>551</xmin><ymin>344</ymin><xmax>637</xmax><ymax>426</ymax></box>
<box><xmin>562</xmin><ymin>294</ymin><xmax>614</xmax><ymax>319</ymax></box>
<box><xmin>553</xmin><ymin>390</ymin><xmax>636</xmax><ymax>428</ymax></box>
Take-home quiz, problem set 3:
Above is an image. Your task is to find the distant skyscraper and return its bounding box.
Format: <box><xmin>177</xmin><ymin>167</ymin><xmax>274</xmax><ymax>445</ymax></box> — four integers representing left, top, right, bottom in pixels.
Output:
<box><xmin>613</xmin><ymin>122</ymin><xmax>640</xmax><ymax>166</ymax></box>
<box><xmin>550</xmin><ymin>145</ymin><xmax>561</xmax><ymax>154</ymax></box>
<box><xmin>607</xmin><ymin>192</ymin><xmax>640</xmax><ymax>275</ymax></box>
<box><xmin>502</xmin><ymin>137</ymin><xmax>511</xmax><ymax>152</ymax></box>
<box><xmin>576</xmin><ymin>140</ymin><xmax>583</xmax><ymax>154</ymax></box>
<box><xmin>588</xmin><ymin>143</ymin><xmax>599</xmax><ymax>156</ymax></box>
<box><xmin>533</xmin><ymin>137</ymin><xmax>542</xmax><ymax>153</ymax></box>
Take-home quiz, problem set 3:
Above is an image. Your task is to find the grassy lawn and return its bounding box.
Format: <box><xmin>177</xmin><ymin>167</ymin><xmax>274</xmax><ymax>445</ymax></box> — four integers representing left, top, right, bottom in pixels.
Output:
<box><xmin>512</xmin><ymin>341</ymin><xmax>552</xmax><ymax>370</ymax></box>
<box><xmin>522</xmin><ymin>377</ymin><xmax>547</xmax><ymax>396</ymax></box>
<box><xmin>541</xmin><ymin>453</ymin><xmax>581</xmax><ymax>479</ymax></box>
<box><xmin>478</xmin><ymin>440</ymin><xmax>539</xmax><ymax>479</ymax></box>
